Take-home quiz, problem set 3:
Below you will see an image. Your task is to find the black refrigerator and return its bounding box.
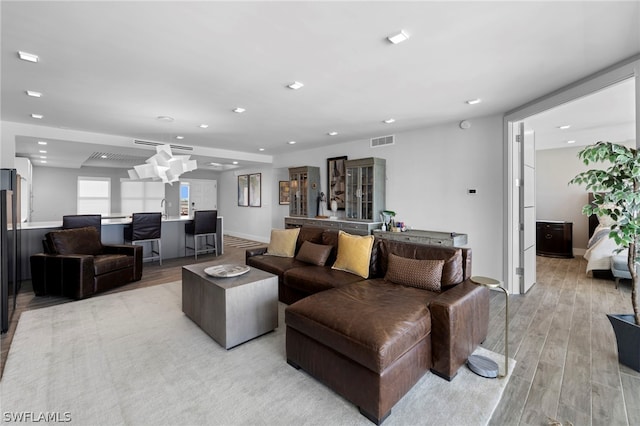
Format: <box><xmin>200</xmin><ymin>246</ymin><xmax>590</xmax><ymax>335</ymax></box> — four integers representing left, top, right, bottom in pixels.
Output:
<box><xmin>1</xmin><ymin>168</ymin><xmax>20</xmax><ymax>333</ymax></box>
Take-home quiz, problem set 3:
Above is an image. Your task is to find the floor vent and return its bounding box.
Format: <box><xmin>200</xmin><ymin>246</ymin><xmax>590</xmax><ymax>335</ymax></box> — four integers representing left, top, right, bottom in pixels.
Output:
<box><xmin>133</xmin><ymin>139</ymin><xmax>194</xmax><ymax>151</ymax></box>
<box><xmin>370</xmin><ymin>135</ymin><xmax>395</xmax><ymax>148</ymax></box>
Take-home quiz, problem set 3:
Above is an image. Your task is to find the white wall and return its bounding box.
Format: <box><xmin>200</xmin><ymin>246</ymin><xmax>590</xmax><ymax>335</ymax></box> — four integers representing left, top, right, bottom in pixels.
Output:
<box><xmin>218</xmin><ymin>166</ymin><xmax>274</xmax><ymax>243</ymax></box>
<box><xmin>264</xmin><ymin>114</ymin><xmax>504</xmax><ymax>279</ymax></box>
<box><xmin>536</xmin><ymin>146</ymin><xmax>591</xmax><ymax>252</ymax></box>
<box><xmin>536</xmin><ymin>140</ymin><xmax>635</xmax><ymax>252</ymax></box>
<box><xmin>30</xmin><ymin>165</ymin><xmax>219</xmax><ymax>222</ymax></box>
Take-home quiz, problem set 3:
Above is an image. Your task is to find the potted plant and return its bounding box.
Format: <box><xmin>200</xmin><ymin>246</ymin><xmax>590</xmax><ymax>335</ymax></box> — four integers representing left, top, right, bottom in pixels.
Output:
<box><xmin>569</xmin><ymin>141</ymin><xmax>640</xmax><ymax>371</ymax></box>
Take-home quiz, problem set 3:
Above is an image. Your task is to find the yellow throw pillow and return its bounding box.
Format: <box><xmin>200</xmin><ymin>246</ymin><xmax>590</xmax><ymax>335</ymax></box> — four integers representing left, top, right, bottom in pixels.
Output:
<box><xmin>265</xmin><ymin>228</ymin><xmax>300</xmax><ymax>257</ymax></box>
<box><xmin>331</xmin><ymin>230</ymin><xmax>374</xmax><ymax>278</ymax></box>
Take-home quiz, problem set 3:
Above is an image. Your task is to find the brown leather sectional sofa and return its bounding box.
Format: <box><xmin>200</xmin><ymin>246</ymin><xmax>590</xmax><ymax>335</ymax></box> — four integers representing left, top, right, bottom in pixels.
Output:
<box><xmin>246</xmin><ymin>226</ymin><xmax>490</xmax><ymax>424</ymax></box>
<box><xmin>31</xmin><ymin>226</ymin><xmax>143</xmax><ymax>299</ymax></box>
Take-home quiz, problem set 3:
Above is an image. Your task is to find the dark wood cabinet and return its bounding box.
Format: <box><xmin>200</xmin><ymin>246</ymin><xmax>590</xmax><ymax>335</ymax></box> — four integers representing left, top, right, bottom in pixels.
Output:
<box><xmin>536</xmin><ymin>221</ymin><xmax>573</xmax><ymax>258</ymax></box>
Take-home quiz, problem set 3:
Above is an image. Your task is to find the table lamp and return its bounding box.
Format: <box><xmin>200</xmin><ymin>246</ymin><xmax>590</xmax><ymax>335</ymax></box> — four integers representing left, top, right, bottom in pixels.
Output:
<box><xmin>467</xmin><ymin>276</ymin><xmax>509</xmax><ymax>379</ymax></box>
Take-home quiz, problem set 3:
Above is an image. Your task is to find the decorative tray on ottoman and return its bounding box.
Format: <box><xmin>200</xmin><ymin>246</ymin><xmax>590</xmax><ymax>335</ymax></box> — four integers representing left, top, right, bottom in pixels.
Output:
<box><xmin>204</xmin><ymin>264</ymin><xmax>250</xmax><ymax>278</ymax></box>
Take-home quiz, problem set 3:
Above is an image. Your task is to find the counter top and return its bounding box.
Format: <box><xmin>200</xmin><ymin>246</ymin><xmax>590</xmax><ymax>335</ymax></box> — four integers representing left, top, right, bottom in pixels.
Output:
<box><xmin>19</xmin><ymin>215</ymin><xmax>219</xmax><ymax>230</ymax></box>
<box><xmin>284</xmin><ymin>216</ymin><xmax>381</xmax><ymax>225</ymax></box>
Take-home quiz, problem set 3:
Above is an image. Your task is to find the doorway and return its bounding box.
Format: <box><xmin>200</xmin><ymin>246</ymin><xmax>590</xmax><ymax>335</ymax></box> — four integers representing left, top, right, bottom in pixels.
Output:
<box><xmin>505</xmin><ymin>59</ymin><xmax>640</xmax><ymax>295</ymax></box>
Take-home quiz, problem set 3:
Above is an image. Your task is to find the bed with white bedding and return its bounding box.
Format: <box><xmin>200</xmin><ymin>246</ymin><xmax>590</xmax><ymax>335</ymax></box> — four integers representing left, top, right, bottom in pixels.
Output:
<box><xmin>584</xmin><ymin>224</ymin><xmax>627</xmax><ymax>273</ymax></box>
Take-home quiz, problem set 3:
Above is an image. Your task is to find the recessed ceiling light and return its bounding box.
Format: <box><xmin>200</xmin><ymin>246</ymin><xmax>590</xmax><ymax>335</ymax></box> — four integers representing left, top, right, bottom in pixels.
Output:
<box><xmin>288</xmin><ymin>140</ymin><xmax>297</xmax><ymax>145</ymax></box>
<box><xmin>40</xmin><ymin>160</ymin><xmax>47</xmax><ymax>164</ymax></box>
<box><xmin>26</xmin><ymin>90</ymin><xmax>42</xmax><ymax>98</ymax></box>
<box><xmin>210</xmin><ymin>162</ymin><xmax>222</xmax><ymax>166</ymax></box>
<box><xmin>387</xmin><ymin>30</ymin><xmax>410</xmax><ymax>44</ymax></box>
<box><xmin>559</xmin><ymin>125</ymin><xmax>571</xmax><ymax>130</ymax></box>
<box><xmin>328</xmin><ymin>131</ymin><xmax>338</xmax><ymax>136</ymax></box>
<box><xmin>39</xmin><ymin>156</ymin><xmax>47</xmax><ymax>159</ymax></box>
<box><xmin>567</xmin><ymin>140</ymin><xmax>576</xmax><ymax>144</ymax></box>
<box><xmin>38</xmin><ymin>141</ymin><xmax>47</xmax><ymax>145</ymax></box>
<box><xmin>233</xmin><ymin>107</ymin><xmax>246</xmax><ymax>113</ymax></box>
<box><xmin>199</xmin><ymin>124</ymin><xmax>209</xmax><ymax>129</ymax></box>
<box><xmin>466</xmin><ymin>98</ymin><xmax>482</xmax><ymax>105</ymax></box>
<box><xmin>101</xmin><ymin>155</ymin><xmax>108</xmax><ymax>158</ymax></box>
<box><xmin>157</xmin><ymin>116</ymin><xmax>174</xmax><ymax>122</ymax></box>
<box><xmin>31</xmin><ymin>114</ymin><xmax>43</xmax><ymax>119</ymax></box>
<box><xmin>287</xmin><ymin>81</ymin><xmax>304</xmax><ymax>90</ymax></box>
<box><xmin>232</xmin><ymin>161</ymin><xmax>239</xmax><ymax>165</ymax></box>
<box><xmin>176</xmin><ymin>136</ymin><xmax>184</xmax><ymax>140</ymax></box>
<box><xmin>383</xmin><ymin>118</ymin><xmax>395</xmax><ymax>124</ymax></box>
<box><xmin>39</xmin><ymin>150</ymin><xmax>47</xmax><ymax>153</ymax></box>
<box><xmin>258</xmin><ymin>148</ymin><xmax>265</xmax><ymax>151</ymax></box>
<box><xmin>18</xmin><ymin>51</ymin><xmax>39</xmax><ymax>63</ymax></box>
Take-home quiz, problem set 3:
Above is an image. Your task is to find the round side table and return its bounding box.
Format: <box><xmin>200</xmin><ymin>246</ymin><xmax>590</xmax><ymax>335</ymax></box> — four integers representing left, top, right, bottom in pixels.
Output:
<box><xmin>467</xmin><ymin>276</ymin><xmax>509</xmax><ymax>379</ymax></box>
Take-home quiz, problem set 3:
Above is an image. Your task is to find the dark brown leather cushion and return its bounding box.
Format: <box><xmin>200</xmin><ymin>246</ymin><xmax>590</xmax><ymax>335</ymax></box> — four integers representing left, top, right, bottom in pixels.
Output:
<box><xmin>296</xmin><ymin>226</ymin><xmax>325</xmax><ymax>252</ymax></box>
<box><xmin>295</xmin><ymin>241</ymin><xmax>333</xmax><ymax>266</ymax></box>
<box><xmin>93</xmin><ymin>254</ymin><xmax>134</xmax><ymax>275</ymax></box>
<box><xmin>385</xmin><ymin>253</ymin><xmax>445</xmax><ymax>292</ymax></box>
<box><xmin>46</xmin><ymin>227</ymin><xmax>103</xmax><ymax>255</ymax></box>
<box><xmin>247</xmin><ymin>255</ymin><xmax>307</xmax><ymax>278</ymax></box>
<box><xmin>284</xmin><ymin>265</ymin><xmax>365</xmax><ymax>294</ymax></box>
<box><xmin>286</xmin><ymin>279</ymin><xmax>436</xmax><ymax>373</ymax></box>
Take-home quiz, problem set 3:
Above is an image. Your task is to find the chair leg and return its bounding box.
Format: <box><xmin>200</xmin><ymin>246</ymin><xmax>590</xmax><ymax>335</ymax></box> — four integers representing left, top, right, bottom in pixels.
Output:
<box><xmin>615</xmin><ymin>277</ymin><xmax>620</xmax><ymax>289</ymax></box>
<box><xmin>195</xmin><ymin>234</ymin><xmax>198</xmax><ymax>260</ymax></box>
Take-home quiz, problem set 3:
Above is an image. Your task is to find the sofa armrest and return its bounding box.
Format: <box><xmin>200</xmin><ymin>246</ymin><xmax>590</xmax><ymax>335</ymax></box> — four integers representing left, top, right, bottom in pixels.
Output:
<box><xmin>428</xmin><ymin>280</ymin><xmax>490</xmax><ymax>380</ymax></box>
<box><xmin>103</xmin><ymin>244</ymin><xmax>143</xmax><ymax>281</ymax></box>
<box><xmin>30</xmin><ymin>253</ymin><xmax>96</xmax><ymax>299</ymax></box>
<box><xmin>246</xmin><ymin>246</ymin><xmax>268</xmax><ymax>263</ymax></box>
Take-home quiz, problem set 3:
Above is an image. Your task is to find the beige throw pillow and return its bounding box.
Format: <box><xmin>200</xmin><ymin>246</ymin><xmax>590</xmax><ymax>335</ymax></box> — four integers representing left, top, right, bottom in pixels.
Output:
<box><xmin>265</xmin><ymin>228</ymin><xmax>300</xmax><ymax>257</ymax></box>
<box><xmin>385</xmin><ymin>253</ymin><xmax>445</xmax><ymax>292</ymax></box>
<box><xmin>331</xmin><ymin>230</ymin><xmax>374</xmax><ymax>278</ymax></box>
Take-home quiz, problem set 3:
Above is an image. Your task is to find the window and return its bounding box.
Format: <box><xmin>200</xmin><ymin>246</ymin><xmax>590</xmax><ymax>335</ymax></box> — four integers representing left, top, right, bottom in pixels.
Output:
<box><xmin>121</xmin><ymin>180</ymin><xmax>165</xmax><ymax>215</ymax></box>
<box><xmin>180</xmin><ymin>182</ymin><xmax>190</xmax><ymax>216</ymax></box>
<box><xmin>77</xmin><ymin>177</ymin><xmax>111</xmax><ymax>215</ymax></box>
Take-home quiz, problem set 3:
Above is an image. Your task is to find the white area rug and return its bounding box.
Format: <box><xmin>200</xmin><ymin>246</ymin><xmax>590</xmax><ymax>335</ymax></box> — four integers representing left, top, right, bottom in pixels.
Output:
<box><xmin>1</xmin><ymin>282</ymin><xmax>514</xmax><ymax>425</ymax></box>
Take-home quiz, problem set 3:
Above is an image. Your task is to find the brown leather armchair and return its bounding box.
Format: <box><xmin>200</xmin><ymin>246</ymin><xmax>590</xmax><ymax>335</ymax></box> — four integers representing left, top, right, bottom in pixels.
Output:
<box><xmin>31</xmin><ymin>226</ymin><xmax>142</xmax><ymax>299</ymax></box>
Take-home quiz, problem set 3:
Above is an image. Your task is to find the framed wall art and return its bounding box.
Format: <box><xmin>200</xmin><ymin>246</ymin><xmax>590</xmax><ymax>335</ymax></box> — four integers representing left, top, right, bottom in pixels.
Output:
<box><xmin>237</xmin><ymin>174</ymin><xmax>249</xmax><ymax>207</ymax></box>
<box><xmin>249</xmin><ymin>173</ymin><xmax>262</xmax><ymax>207</ymax></box>
<box><xmin>279</xmin><ymin>180</ymin><xmax>290</xmax><ymax>205</ymax></box>
<box><xmin>327</xmin><ymin>156</ymin><xmax>347</xmax><ymax>210</ymax></box>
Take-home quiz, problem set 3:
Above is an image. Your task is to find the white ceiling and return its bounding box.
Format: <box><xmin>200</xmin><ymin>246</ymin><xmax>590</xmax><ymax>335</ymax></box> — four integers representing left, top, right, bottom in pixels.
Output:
<box><xmin>2</xmin><ymin>1</ymin><xmax>639</xmax><ymax>169</ymax></box>
<box><xmin>527</xmin><ymin>78</ymin><xmax>636</xmax><ymax>151</ymax></box>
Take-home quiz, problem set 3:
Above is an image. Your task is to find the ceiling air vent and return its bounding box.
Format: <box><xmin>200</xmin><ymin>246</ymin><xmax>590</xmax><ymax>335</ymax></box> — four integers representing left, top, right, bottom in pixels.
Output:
<box><xmin>370</xmin><ymin>135</ymin><xmax>395</xmax><ymax>148</ymax></box>
<box><xmin>133</xmin><ymin>139</ymin><xmax>194</xmax><ymax>151</ymax></box>
<box><xmin>88</xmin><ymin>152</ymin><xmax>147</xmax><ymax>164</ymax></box>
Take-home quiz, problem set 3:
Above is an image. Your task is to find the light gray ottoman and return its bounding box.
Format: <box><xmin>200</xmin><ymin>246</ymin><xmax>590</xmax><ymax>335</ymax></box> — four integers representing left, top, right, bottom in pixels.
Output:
<box><xmin>610</xmin><ymin>255</ymin><xmax>632</xmax><ymax>289</ymax></box>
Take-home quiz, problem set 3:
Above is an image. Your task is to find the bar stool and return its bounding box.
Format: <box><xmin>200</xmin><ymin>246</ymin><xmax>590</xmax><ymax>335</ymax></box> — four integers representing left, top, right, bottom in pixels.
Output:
<box><xmin>51</xmin><ymin>214</ymin><xmax>103</xmax><ymax>253</ymax></box>
<box><xmin>62</xmin><ymin>214</ymin><xmax>102</xmax><ymax>238</ymax></box>
<box><xmin>124</xmin><ymin>212</ymin><xmax>162</xmax><ymax>265</ymax></box>
<box><xmin>185</xmin><ymin>210</ymin><xmax>218</xmax><ymax>260</ymax></box>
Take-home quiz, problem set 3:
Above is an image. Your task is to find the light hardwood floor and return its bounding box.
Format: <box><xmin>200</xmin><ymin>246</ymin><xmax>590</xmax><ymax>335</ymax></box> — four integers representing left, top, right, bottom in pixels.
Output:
<box><xmin>0</xmin><ymin>237</ymin><xmax>256</xmax><ymax>378</ymax></box>
<box><xmin>488</xmin><ymin>255</ymin><xmax>640</xmax><ymax>426</ymax></box>
<box><xmin>3</xmin><ymin>243</ymin><xmax>639</xmax><ymax>425</ymax></box>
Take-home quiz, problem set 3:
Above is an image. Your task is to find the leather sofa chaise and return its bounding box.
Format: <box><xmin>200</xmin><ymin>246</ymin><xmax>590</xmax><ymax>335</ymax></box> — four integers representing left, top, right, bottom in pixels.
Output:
<box><xmin>31</xmin><ymin>226</ymin><xmax>143</xmax><ymax>299</ymax></box>
<box><xmin>246</xmin><ymin>226</ymin><xmax>490</xmax><ymax>424</ymax></box>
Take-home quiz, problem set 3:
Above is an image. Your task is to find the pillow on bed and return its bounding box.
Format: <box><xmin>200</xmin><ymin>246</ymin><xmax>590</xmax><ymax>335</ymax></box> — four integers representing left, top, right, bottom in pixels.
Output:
<box><xmin>597</xmin><ymin>214</ymin><xmax>616</xmax><ymax>227</ymax></box>
<box><xmin>588</xmin><ymin>224</ymin><xmax>611</xmax><ymax>249</ymax></box>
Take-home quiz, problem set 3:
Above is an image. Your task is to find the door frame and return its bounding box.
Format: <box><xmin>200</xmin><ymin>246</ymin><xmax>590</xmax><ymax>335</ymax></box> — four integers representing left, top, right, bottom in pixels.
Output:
<box><xmin>503</xmin><ymin>55</ymin><xmax>640</xmax><ymax>295</ymax></box>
